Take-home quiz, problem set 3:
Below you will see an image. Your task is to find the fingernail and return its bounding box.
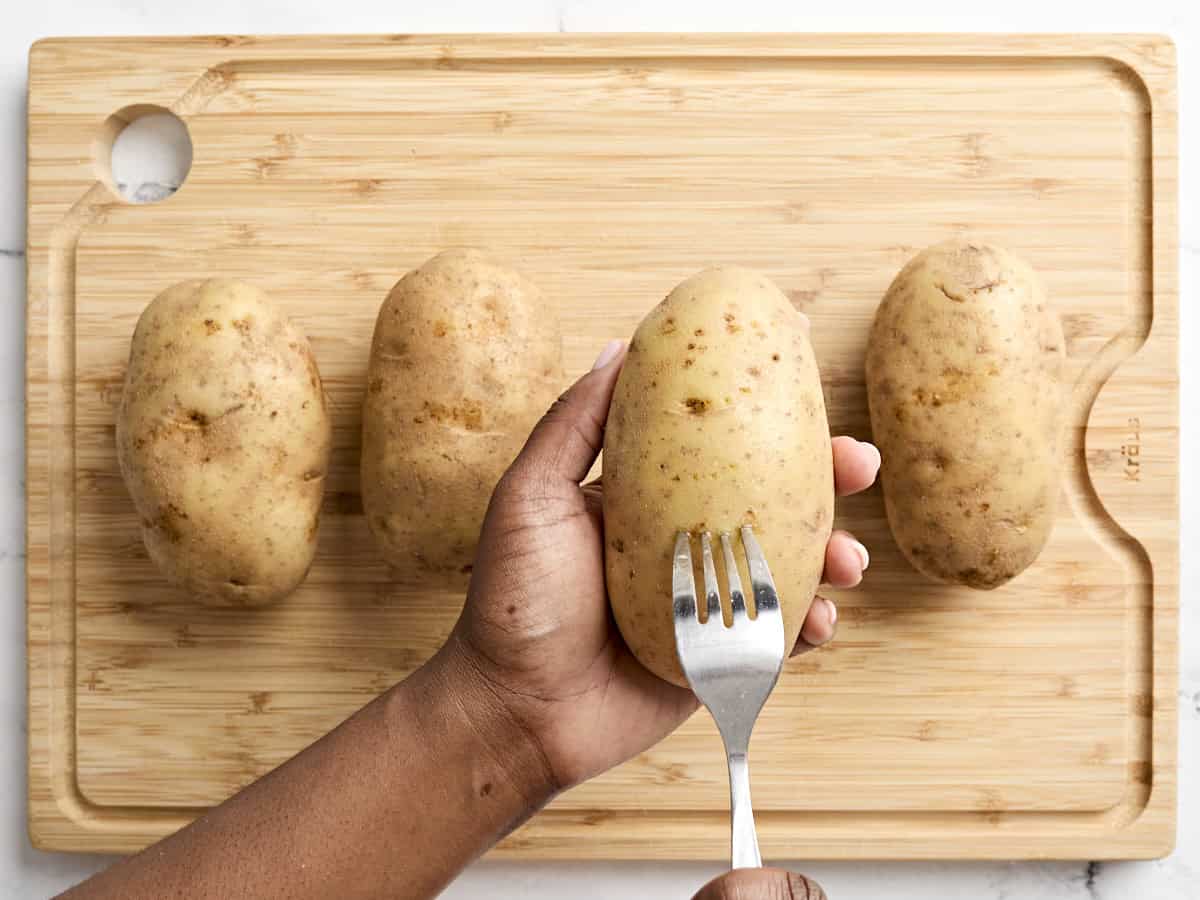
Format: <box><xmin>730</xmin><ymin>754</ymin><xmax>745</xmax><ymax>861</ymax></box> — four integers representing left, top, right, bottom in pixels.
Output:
<box><xmin>591</xmin><ymin>339</ymin><xmax>623</xmax><ymax>371</ymax></box>
<box><xmin>860</xmin><ymin>440</ymin><xmax>882</xmax><ymax>472</ymax></box>
<box><xmin>850</xmin><ymin>539</ymin><xmax>870</xmax><ymax>572</ymax></box>
<box><xmin>824</xmin><ymin>596</ymin><xmax>838</xmax><ymax>626</ymax></box>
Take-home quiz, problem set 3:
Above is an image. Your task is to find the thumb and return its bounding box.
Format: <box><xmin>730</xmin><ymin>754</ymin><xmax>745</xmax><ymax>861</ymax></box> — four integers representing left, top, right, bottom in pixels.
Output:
<box><xmin>692</xmin><ymin>868</ymin><xmax>827</xmax><ymax>900</ymax></box>
<box><xmin>510</xmin><ymin>340</ymin><xmax>625</xmax><ymax>485</ymax></box>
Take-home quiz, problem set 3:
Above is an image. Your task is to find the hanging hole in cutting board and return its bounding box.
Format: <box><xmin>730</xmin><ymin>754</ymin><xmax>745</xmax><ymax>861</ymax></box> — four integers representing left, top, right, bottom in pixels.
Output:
<box><xmin>95</xmin><ymin>105</ymin><xmax>192</xmax><ymax>204</ymax></box>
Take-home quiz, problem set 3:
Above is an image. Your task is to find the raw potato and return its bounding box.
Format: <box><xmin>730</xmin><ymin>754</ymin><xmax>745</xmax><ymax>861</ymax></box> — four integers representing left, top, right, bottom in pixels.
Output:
<box><xmin>116</xmin><ymin>279</ymin><xmax>331</xmax><ymax>606</ymax></box>
<box><xmin>361</xmin><ymin>249</ymin><xmax>563</xmax><ymax>579</ymax></box>
<box><xmin>865</xmin><ymin>240</ymin><xmax>1064</xmax><ymax>589</ymax></box>
<box><xmin>604</xmin><ymin>267</ymin><xmax>834</xmax><ymax>688</ymax></box>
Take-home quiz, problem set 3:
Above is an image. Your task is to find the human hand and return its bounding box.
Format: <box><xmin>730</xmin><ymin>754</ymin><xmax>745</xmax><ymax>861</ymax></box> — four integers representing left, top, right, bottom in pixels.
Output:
<box><xmin>692</xmin><ymin>868</ymin><xmax>827</xmax><ymax>899</ymax></box>
<box><xmin>438</xmin><ymin>339</ymin><xmax>880</xmax><ymax>799</ymax></box>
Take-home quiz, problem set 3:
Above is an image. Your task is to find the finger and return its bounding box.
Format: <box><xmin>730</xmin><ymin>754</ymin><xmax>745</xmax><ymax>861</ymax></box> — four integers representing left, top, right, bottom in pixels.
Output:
<box><xmin>823</xmin><ymin>528</ymin><xmax>869</xmax><ymax>588</ymax></box>
<box><xmin>511</xmin><ymin>341</ymin><xmax>626</xmax><ymax>485</ymax></box>
<box><xmin>792</xmin><ymin>596</ymin><xmax>837</xmax><ymax>656</ymax></box>
<box><xmin>692</xmin><ymin>867</ymin><xmax>827</xmax><ymax>900</ymax></box>
<box><xmin>832</xmin><ymin>435</ymin><xmax>881</xmax><ymax>496</ymax></box>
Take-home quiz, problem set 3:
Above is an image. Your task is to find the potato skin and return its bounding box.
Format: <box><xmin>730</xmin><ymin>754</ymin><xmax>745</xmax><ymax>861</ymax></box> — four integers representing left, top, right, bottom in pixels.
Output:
<box><xmin>603</xmin><ymin>268</ymin><xmax>834</xmax><ymax>687</ymax></box>
<box><xmin>116</xmin><ymin>279</ymin><xmax>331</xmax><ymax>606</ymax></box>
<box><xmin>361</xmin><ymin>249</ymin><xmax>563</xmax><ymax>579</ymax></box>
<box><xmin>865</xmin><ymin>240</ymin><xmax>1064</xmax><ymax>589</ymax></box>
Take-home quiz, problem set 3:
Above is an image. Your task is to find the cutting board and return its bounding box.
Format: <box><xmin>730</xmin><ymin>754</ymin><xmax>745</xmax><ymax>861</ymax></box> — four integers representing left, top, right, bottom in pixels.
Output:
<box><xmin>27</xmin><ymin>34</ymin><xmax>1178</xmax><ymax>859</ymax></box>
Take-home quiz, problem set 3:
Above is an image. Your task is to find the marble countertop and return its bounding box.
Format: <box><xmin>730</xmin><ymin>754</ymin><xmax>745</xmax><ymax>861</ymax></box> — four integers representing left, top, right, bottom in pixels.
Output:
<box><xmin>3</xmin><ymin>2</ymin><xmax>1195</xmax><ymax>897</ymax></box>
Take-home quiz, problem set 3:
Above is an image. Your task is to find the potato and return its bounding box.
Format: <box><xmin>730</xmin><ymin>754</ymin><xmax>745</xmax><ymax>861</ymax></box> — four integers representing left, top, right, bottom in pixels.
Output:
<box><xmin>116</xmin><ymin>279</ymin><xmax>331</xmax><ymax>606</ymax></box>
<box><xmin>865</xmin><ymin>240</ymin><xmax>1064</xmax><ymax>589</ymax></box>
<box><xmin>361</xmin><ymin>249</ymin><xmax>563</xmax><ymax>578</ymax></box>
<box><xmin>603</xmin><ymin>267</ymin><xmax>834</xmax><ymax>687</ymax></box>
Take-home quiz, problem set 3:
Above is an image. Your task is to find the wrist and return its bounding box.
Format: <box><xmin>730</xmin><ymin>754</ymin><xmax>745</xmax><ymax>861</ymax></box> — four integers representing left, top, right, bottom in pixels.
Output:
<box><xmin>412</xmin><ymin>633</ymin><xmax>560</xmax><ymax>818</ymax></box>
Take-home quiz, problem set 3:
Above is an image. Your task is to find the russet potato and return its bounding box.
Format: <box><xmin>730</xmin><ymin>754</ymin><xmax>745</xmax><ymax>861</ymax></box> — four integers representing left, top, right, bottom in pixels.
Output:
<box><xmin>603</xmin><ymin>267</ymin><xmax>834</xmax><ymax>687</ymax></box>
<box><xmin>865</xmin><ymin>240</ymin><xmax>1064</xmax><ymax>589</ymax></box>
<box><xmin>116</xmin><ymin>279</ymin><xmax>331</xmax><ymax>606</ymax></box>
<box><xmin>360</xmin><ymin>249</ymin><xmax>563</xmax><ymax>580</ymax></box>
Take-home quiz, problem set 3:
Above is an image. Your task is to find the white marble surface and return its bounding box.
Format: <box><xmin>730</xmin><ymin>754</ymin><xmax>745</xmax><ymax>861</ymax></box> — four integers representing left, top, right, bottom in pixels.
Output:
<box><xmin>2</xmin><ymin>1</ymin><xmax>1196</xmax><ymax>897</ymax></box>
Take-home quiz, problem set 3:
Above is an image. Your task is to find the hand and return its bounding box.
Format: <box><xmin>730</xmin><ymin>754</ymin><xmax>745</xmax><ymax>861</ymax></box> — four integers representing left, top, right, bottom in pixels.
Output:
<box><xmin>438</xmin><ymin>339</ymin><xmax>880</xmax><ymax>798</ymax></box>
<box><xmin>692</xmin><ymin>868</ymin><xmax>827</xmax><ymax>899</ymax></box>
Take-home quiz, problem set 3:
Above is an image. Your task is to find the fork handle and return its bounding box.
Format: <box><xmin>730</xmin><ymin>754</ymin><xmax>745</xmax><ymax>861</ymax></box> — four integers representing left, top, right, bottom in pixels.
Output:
<box><xmin>727</xmin><ymin>751</ymin><xmax>762</xmax><ymax>868</ymax></box>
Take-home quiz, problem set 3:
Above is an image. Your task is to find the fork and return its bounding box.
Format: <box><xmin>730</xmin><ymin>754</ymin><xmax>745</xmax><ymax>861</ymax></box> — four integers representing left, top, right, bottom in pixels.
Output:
<box><xmin>673</xmin><ymin>526</ymin><xmax>786</xmax><ymax>869</ymax></box>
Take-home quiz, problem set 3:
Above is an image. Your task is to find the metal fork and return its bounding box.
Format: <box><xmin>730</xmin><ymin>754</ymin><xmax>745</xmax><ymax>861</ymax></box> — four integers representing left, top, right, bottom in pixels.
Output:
<box><xmin>673</xmin><ymin>526</ymin><xmax>786</xmax><ymax>869</ymax></box>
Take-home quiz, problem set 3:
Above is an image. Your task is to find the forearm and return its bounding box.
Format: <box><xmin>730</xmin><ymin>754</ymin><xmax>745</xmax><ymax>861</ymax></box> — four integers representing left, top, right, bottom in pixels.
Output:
<box><xmin>61</xmin><ymin>642</ymin><xmax>554</xmax><ymax>900</ymax></box>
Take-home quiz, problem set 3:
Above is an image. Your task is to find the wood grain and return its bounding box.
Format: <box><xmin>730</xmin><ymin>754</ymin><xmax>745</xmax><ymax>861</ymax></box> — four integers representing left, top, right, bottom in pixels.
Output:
<box><xmin>27</xmin><ymin>33</ymin><xmax>1178</xmax><ymax>858</ymax></box>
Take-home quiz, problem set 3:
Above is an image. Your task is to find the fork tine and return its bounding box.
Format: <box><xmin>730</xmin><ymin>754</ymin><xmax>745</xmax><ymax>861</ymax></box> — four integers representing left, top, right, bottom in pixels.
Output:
<box><xmin>700</xmin><ymin>532</ymin><xmax>722</xmax><ymax>623</ymax></box>
<box><xmin>672</xmin><ymin>532</ymin><xmax>699</xmax><ymax>622</ymax></box>
<box><xmin>720</xmin><ymin>532</ymin><xmax>748</xmax><ymax>620</ymax></box>
<box><xmin>741</xmin><ymin>525</ymin><xmax>780</xmax><ymax>616</ymax></box>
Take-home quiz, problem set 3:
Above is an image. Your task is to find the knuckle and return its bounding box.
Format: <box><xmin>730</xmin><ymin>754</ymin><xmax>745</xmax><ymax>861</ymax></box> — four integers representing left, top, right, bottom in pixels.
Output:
<box><xmin>693</xmin><ymin>870</ymin><xmax>826</xmax><ymax>900</ymax></box>
<box><xmin>788</xmin><ymin>874</ymin><xmax>827</xmax><ymax>900</ymax></box>
<box><xmin>544</xmin><ymin>392</ymin><xmax>574</xmax><ymax>422</ymax></box>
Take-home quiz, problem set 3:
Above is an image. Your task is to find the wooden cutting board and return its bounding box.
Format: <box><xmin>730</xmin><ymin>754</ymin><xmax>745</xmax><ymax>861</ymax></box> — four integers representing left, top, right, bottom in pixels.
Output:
<box><xmin>26</xmin><ymin>34</ymin><xmax>1179</xmax><ymax>859</ymax></box>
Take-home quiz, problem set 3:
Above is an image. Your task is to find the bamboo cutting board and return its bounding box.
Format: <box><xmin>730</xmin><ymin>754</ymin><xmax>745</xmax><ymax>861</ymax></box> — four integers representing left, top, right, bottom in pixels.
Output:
<box><xmin>27</xmin><ymin>34</ymin><xmax>1178</xmax><ymax>859</ymax></box>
